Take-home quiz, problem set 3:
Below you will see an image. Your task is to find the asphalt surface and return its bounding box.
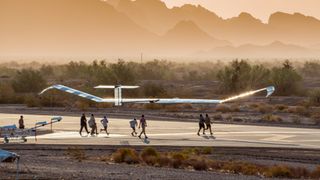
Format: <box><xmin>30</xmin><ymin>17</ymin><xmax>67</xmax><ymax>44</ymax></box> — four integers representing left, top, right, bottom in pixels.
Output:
<box><xmin>1</xmin><ymin>113</ymin><xmax>319</xmax><ymax>148</ymax></box>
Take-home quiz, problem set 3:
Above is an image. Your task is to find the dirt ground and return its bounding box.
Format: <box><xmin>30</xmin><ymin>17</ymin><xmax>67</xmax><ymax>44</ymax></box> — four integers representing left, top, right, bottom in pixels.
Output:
<box><xmin>1</xmin><ymin>145</ymin><xmax>320</xmax><ymax>180</ymax></box>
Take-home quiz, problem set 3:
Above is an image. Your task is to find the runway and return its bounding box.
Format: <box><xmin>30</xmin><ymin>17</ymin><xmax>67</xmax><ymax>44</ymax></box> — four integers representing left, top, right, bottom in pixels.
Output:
<box><xmin>1</xmin><ymin>113</ymin><xmax>319</xmax><ymax>148</ymax></box>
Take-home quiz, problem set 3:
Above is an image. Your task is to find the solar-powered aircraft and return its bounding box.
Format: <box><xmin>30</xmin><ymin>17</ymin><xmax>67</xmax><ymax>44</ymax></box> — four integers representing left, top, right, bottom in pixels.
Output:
<box><xmin>40</xmin><ymin>84</ymin><xmax>275</xmax><ymax>106</ymax></box>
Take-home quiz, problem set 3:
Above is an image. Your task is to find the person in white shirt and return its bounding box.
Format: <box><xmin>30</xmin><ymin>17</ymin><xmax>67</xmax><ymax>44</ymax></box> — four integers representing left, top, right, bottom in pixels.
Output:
<box><xmin>100</xmin><ymin>115</ymin><xmax>109</xmax><ymax>135</ymax></box>
<box><xmin>129</xmin><ymin>118</ymin><xmax>138</xmax><ymax>136</ymax></box>
<box><xmin>88</xmin><ymin>114</ymin><xmax>98</xmax><ymax>136</ymax></box>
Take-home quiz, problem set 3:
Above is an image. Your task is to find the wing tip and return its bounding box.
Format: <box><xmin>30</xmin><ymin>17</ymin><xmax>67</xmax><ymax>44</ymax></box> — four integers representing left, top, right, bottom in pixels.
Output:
<box><xmin>266</xmin><ymin>86</ymin><xmax>275</xmax><ymax>97</ymax></box>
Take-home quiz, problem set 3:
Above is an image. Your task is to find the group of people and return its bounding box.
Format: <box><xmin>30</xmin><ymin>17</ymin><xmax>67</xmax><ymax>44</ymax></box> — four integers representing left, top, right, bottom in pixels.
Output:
<box><xmin>17</xmin><ymin>113</ymin><xmax>213</xmax><ymax>138</ymax></box>
<box><xmin>197</xmin><ymin>114</ymin><xmax>213</xmax><ymax>136</ymax></box>
<box><xmin>79</xmin><ymin>114</ymin><xmax>148</xmax><ymax>139</ymax></box>
<box><xmin>79</xmin><ymin>113</ymin><xmax>109</xmax><ymax>136</ymax></box>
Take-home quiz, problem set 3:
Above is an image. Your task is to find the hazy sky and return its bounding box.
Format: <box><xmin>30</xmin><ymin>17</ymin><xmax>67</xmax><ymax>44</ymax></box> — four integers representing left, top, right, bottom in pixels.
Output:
<box><xmin>161</xmin><ymin>0</ymin><xmax>320</xmax><ymax>22</ymax></box>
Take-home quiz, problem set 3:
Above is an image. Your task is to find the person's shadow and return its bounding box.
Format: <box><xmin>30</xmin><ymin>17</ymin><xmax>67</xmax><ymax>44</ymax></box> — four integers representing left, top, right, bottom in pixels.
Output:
<box><xmin>141</xmin><ymin>138</ymin><xmax>150</xmax><ymax>144</ymax></box>
<box><xmin>201</xmin><ymin>135</ymin><xmax>216</xmax><ymax>140</ymax></box>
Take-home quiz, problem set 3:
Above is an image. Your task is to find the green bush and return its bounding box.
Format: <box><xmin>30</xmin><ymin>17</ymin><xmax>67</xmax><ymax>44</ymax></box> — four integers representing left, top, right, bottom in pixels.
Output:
<box><xmin>217</xmin><ymin>60</ymin><xmax>270</xmax><ymax>94</ymax></box>
<box><xmin>271</xmin><ymin>60</ymin><xmax>303</xmax><ymax>96</ymax></box>
<box><xmin>12</xmin><ymin>69</ymin><xmax>47</xmax><ymax>93</ymax></box>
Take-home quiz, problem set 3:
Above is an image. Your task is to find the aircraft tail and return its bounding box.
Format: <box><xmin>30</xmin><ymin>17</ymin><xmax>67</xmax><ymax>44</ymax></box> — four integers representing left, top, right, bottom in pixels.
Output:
<box><xmin>95</xmin><ymin>85</ymin><xmax>139</xmax><ymax>106</ymax></box>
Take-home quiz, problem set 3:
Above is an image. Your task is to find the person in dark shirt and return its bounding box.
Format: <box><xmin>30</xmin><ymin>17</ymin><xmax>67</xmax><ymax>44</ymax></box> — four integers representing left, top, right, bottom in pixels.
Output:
<box><xmin>79</xmin><ymin>113</ymin><xmax>89</xmax><ymax>136</ymax></box>
<box><xmin>205</xmin><ymin>114</ymin><xmax>213</xmax><ymax>136</ymax></box>
<box><xmin>18</xmin><ymin>115</ymin><xmax>25</xmax><ymax>129</ymax></box>
<box><xmin>197</xmin><ymin>114</ymin><xmax>205</xmax><ymax>136</ymax></box>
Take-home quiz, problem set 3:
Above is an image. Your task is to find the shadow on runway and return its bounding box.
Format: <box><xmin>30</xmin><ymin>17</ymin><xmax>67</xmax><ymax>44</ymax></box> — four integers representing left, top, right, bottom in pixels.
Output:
<box><xmin>201</xmin><ymin>135</ymin><xmax>216</xmax><ymax>140</ymax></box>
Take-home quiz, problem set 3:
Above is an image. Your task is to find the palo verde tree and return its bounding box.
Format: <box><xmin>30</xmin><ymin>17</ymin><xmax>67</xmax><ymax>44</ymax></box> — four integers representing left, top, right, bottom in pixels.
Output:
<box><xmin>271</xmin><ymin>60</ymin><xmax>302</xmax><ymax>96</ymax></box>
<box><xmin>217</xmin><ymin>60</ymin><xmax>270</xmax><ymax>93</ymax></box>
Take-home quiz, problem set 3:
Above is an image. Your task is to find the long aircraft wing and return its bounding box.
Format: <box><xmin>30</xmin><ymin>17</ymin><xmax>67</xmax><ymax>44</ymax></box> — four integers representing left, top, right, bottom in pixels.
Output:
<box><xmin>40</xmin><ymin>84</ymin><xmax>275</xmax><ymax>105</ymax></box>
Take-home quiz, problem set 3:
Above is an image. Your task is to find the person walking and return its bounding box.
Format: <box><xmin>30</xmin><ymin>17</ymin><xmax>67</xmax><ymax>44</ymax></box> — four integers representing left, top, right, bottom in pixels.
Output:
<box><xmin>79</xmin><ymin>113</ymin><xmax>89</xmax><ymax>136</ymax></box>
<box><xmin>138</xmin><ymin>115</ymin><xmax>148</xmax><ymax>139</ymax></box>
<box><xmin>100</xmin><ymin>115</ymin><xmax>109</xmax><ymax>135</ymax></box>
<box><xmin>88</xmin><ymin>114</ymin><xmax>98</xmax><ymax>136</ymax></box>
<box><xmin>18</xmin><ymin>115</ymin><xmax>25</xmax><ymax>129</ymax></box>
<box><xmin>205</xmin><ymin>114</ymin><xmax>213</xmax><ymax>136</ymax></box>
<box><xmin>129</xmin><ymin>118</ymin><xmax>138</xmax><ymax>136</ymax></box>
<box><xmin>197</xmin><ymin>114</ymin><xmax>205</xmax><ymax>136</ymax></box>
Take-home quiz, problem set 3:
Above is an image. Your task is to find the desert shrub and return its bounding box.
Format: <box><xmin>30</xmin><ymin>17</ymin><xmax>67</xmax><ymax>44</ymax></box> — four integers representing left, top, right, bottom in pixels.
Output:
<box><xmin>0</xmin><ymin>82</ymin><xmax>16</xmax><ymax>103</ymax></box>
<box><xmin>66</xmin><ymin>147</ymin><xmax>86</xmax><ymax>162</ymax></box>
<box><xmin>157</xmin><ymin>155</ymin><xmax>171</xmax><ymax>167</ymax></box>
<box><xmin>311</xmin><ymin>113</ymin><xmax>320</xmax><ymax>125</ymax></box>
<box><xmin>257</xmin><ymin>103</ymin><xmax>273</xmax><ymax>114</ymax></box>
<box><xmin>309</xmin><ymin>89</ymin><xmax>320</xmax><ymax>106</ymax></box>
<box><xmin>170</xmin><ymin>152</ymin><xmax>187</xmax><ymax>169</ymax></box>
<box><xmin>144</xmin><ymin>104</ymin><xmax>162</xmax><ymax>110</ymax></box>
<box><xmin>201</xmin><ymin>147</ymin><xmax>213</xmax><ymax>155</ymax></box>
<box><xmin>222</xmin><ymin>161</ymin><xmax>263</xmax><ymax>176</ymax></box>
<box><xmin>264</xmin><ymin>165</ymin><xmax>293</xmax><ymax>178</ymax></box>
<box><xmin>301</xmin><ymin>61</ymin><xmax>320</xmax><ymax>77</ymax></box>
<box><xmin>311</xmin><ymin>166</ymin><xmax>320</xmax><ymax>178</ymax></box>
<box><xmin>181</xmin><ymin>148</ymin><xmax>200</xmax><ymax>156</ymax></box>
<box><xmin>140</xmin><ymin>147</ymin><xmax>159</xmax><ymax>165</ymax></box>
<box><xmin>249</xmin><ymin>103</ymin><xmax>259</xmax><ymax>109</ymax></box>
<box><xmin>290</xmin><ymin>167</ymin><xmax>310</xmax><ymax>178</ymax></box>
<box><xmin>230</xmin><ymin>104</ymin><xmax>240</xmax><ymax>112</ymax></box>
<box><xmin>295</xmin><ymin>106</ymin><xmax>310</xmax><ymax>116</ymax></box>
<box><xmin>217</xmin><ymin>60</ymin><xmax>270</xmax><ymax>94</ymax></box>
<box><xmin>112</xmin><ymin>148</ymin><xmax>139</xmax><ymax>164</ymax></box>
<box><xmin>164</xmin><ymin>104</ymin><xmax>180</xmax><ymax>112</ymax></box>
<box><xmin>262</xmin><ymin>114</ymin><xmax>282</xmax><ymax>123</ymax></box>
<box><xmin>96</xmin><ymin>103</ymin><xmax>113</xmax><ymax>109</ymax></box>
<box><xmin>24</xmin><ymin>95</ymin><xmax>41</xmax><ymax>107</ymax></box>
<box><xmin>190</xmin><ymin>158</ymin><xmax>208</xmax><ymax>171</ymax></box>
<box><xmin>181</xmin><ymin>103</ymin><xmax>193</xmax><ymax>110</ymax></box>
<box><xmin>275</xmin><ymin>104</ymin><xmax>288</xmax><ymax>111</ymax></box>
<box><xmin>75</xmin><ymin>100</ymin><xmax>90</xmax><ymax>111</ymax></box>
<box><xmin>208</xmin><ymin>160</ymin><xmax>224</xmax><ymax>170</ymax></box>
<box><xmin>225</xmin><ymin>114</ymin><xmax>232</xmax><ymax>121</ymax></box>
<box><xmin>288</xmin><ymin>106</ymin><xmax>309</xmax><ymax>116</ymax></box>
<box><xmin>271</xmin><ymin>60</ymin><xmax>303</xmax><ymax>96</ymax></box>
<box><xmin>213</xmin><ymin>113</ymin><xmax>223</xmax><ymax>120</ymax></box>
<box><xmin>143</xmin><ymin>82</ymin><xmax>167</xmax><ymax>97</ymax></box>
<box><xmin>12</xmin><ymin>68</ymin><xmax>47</xmax><ymax>93</ymax></box>
<box><xmin>216</xmin><ymin>104</ymin><xmax>231</xmax><ymax>113</ymax></box>
<box><xmin>291</xmin><ymin>116</ymin><xmax>301</xmax><ymax>124</ymax></box>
